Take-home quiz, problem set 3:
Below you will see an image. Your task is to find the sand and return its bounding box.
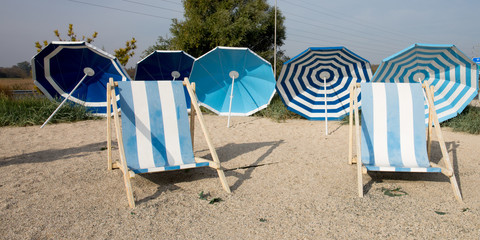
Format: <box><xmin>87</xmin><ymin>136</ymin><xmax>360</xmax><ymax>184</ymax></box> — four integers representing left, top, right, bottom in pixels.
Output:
<box><xmin>1</xmin><ymin>115</ymin><xmax>479</xmax><ymax>239</ymax></box>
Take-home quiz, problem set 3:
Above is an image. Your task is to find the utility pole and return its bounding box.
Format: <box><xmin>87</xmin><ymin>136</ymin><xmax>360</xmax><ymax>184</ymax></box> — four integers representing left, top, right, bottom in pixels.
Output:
<box><xmin>274</xmin><ymin>0</ymin><xmax>277</xmax><ymax>80</ymax></box>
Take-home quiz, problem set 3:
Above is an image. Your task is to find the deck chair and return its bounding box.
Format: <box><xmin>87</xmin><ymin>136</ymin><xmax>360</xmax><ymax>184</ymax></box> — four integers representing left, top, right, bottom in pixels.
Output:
<box><xmin>106</xmin><ymin>77</ymin><xmax>231</xmax><ymax>208</ymax></box>
<box><xmin>348</xmin><ymin>82</ymin><xmax>462</xmax><ymax>202</ymax></box>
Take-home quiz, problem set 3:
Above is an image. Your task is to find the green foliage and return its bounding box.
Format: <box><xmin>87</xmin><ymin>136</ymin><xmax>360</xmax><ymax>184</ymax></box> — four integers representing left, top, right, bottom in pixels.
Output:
<box><xmin>15</xmin><ymin>61</ymin><xmax>31</xmax><ymax>76</ymax></box>
<box><xmin>380</xmin><ymin>187</ymin><xmax>408</xmax><ymax>197</ymax></box>
<box><xmin>35</xmin><ymin>24</ymin><xmax>98</xmax><ymax>52</ymax></box>
<box><xmin>198</xmin><ymin>191</ymin><xmax>222</xmax><ymax>204</ymax></box>
<box><xmin>441</xmin><ymin>105</ymin><xmax>480</xmax><ymax>134</ymax></box>
<box><xmin>253</xmin><ymin>94</ymin><xmax>303</xmax><ymax>122</ymax></box>
<box><xmin>141</xmin><ymin>36</ymin><xmax>174</xmax><ymax>58</ymax></box>
<box><xmin>0</xmin><ymin>65</ymin><xmax>29</xmax><ymax>78</ymax></box>
<box><xmin>35</xmin><ymin>23</ymin><xmax>136</xmax><ymax>66</ymax></box>
<box><xmin>209</xmin><ymin>198</ymin><xmax>222</xmax><ymax>204</ymax></box>
<box><xmin>0</xmin><ymin>93</ymin><xmax>99</xmax><ymax>127</ymax></box>
<box><xmin>434</xmin><ymin>211</ymin><xmax>447</xmax><ymax>215</ymax></box>
<box><xmin>146</xmin><ymin>0</ymin><xmax>287</xmax><ymax>63</ymax></box>
<box><xmin>198</xmin><ymin>191</ymin><xmax>209</xmax><ymax>200</ymax></box>
<box><xmin>114</xmin><ymin>38</ymin><xmax>137</xmax><ymax>66</ymax></box>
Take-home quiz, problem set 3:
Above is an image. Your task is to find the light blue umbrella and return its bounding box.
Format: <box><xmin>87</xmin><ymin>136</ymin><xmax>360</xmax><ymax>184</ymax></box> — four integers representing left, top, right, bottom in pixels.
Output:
<box><xmin>32</xmin><ymin>41</ymin><xmax>130</xmax><ymax>121</ymax></box>
<box><xmin>372</xmin><ymin>44</ymin><xmax>479</xmax><ymax>123</ymax></box>
<box><xmin>134</xmin><ymin>50</ymin><xmax>195</xmax><ymax>109</ymax></box>
<box><xmin>276</xmin><ymin>47</ymin><xmax>372</xmax><ymax>134</ymax></box>
<box><xmin>189</xmin><ymin>47</ymin><xmax>276</xmax><ymax>127</ymax></box>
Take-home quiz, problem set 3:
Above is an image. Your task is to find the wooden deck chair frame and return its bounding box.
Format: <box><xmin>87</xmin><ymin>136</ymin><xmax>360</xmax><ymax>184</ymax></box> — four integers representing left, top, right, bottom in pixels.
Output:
<box><xmin>347</xmin><ymin>82</ymin><xmax>463</xmax><ymax>203</ymax></box>
<box><xmin>106</xmin><ymin>77</ymin><xmax>231</xmax><ymax>208</ymax></box>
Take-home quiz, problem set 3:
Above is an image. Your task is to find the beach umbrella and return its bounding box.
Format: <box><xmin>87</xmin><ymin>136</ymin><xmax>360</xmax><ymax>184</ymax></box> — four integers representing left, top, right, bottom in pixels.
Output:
<box><xmin>276</xmin><ymin>47</ymin><xmax>372</xmax><ymax>135</ymax></box>
<box><xmin>134</xmin><ymin>50</ymin><xmax>195</xmax><ymax>80</ymax></box>
<box><xmin>134</xmin><ymin>50</ymin><xmax>195</xmax><ymax>109</ymax></box>
<box><xmin>372</xmin><ymin>44</ymin><xmax>479</xmax><ymax>123</ymax></box>
<box><xmin>32</xmin><ymin>41</ymin><xmax>130</xmax><ymax>124</ymax></box>
<box><xmin>189</xmin><ymin>46</ymin><xmax>276</xmax><ymax>127</ymax></box>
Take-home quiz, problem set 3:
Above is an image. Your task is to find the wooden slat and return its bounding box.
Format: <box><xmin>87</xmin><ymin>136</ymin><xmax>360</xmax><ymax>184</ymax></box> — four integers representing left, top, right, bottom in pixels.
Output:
<box><xmin>348</xmin><ymin>84</ymin><xmax>354</xmax><ymax>165</ymax></box>
<box><xmin>353</xmin><ymin>85</ymin><xmax>363</xmax><ymax>197</ymax></box>
<box><xmin>195</xmin><ymin>157</ymin><xmax>220</xmax><ymax>169</ymax></box>
<box><xmin>424</xmin><ymin>83</ymin><xmax>463</xmax><ymax>203</ymax></box>
<box><xmin>109</xmin><ymin>78</ymin><xmax>136</xmax><ymax>208</ymax></box>
<box><xmin>107</xmin><ymin>82</ymin><xmax>112</xmax><ymax>170</ymax></box>
<box><xmin>184</xmin><ymin>77</ymin><xmax>231</xmax><ymax>193</ymax></box>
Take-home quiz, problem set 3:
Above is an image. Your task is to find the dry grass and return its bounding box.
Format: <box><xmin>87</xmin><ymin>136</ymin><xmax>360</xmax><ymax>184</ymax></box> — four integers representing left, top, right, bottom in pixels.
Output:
<box><xmin>0</xmin><ymin>78</ymin><xmax>35</xmax><ymax>91</ymax></box>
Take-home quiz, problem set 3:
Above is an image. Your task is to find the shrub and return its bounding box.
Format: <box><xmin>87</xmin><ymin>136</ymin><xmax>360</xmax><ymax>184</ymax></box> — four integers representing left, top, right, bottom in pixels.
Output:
<box><xmin>441</xmin><ymin>105</ymin><xmax>480</xmax><ymax>134</ymax></box>
<box><xmin>253</xmin><ymin>94</ymin><xmax>303</xmax><ymax>122</ymax></box>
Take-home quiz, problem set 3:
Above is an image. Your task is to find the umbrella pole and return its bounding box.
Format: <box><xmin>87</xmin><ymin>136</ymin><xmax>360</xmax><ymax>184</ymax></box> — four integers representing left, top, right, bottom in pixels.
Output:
<box><xmin>324</xmin><ymin>76</ymin><xmax>328</xmax><ymax>135</ymax></box>
<box><xmin>227</xmin><ymin>76</ymin><xmax>235</xmax><ymax>128</ymax></box>
<box><xmin>40</xmin><ymin>73</ymin><xmax>89</xmax><ymax>129</ymax></box>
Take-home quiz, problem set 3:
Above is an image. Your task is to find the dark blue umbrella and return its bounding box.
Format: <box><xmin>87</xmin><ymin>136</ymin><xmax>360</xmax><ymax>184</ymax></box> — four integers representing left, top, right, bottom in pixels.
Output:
<box><xmin>135</xmin><ymin>50</ymin><xmax>195</xmax><ymax>81</ymax></box>
<box><xmin>134</xmin><ymin>50</ymin><xmax>195</xmax><ymax>109</ymax></box>
<box><xmin>32</xmin><ymin>41</ymin><xmax>130</xmax><ymax>119</ymax></box>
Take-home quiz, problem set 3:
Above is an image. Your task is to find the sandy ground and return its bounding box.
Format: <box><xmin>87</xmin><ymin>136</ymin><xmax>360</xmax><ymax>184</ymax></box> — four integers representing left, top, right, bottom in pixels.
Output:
<box><xmin>0</xmin><ymin>115</ymin><xmax>479</xmax><ymax>239</ymax></box>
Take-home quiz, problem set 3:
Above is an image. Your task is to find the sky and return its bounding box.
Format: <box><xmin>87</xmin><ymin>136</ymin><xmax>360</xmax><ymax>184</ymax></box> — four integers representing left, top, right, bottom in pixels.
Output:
<box><xmin>1</xmin><ymin>0</ymin><xmax>480</xmax><ymax>69</ymax></box>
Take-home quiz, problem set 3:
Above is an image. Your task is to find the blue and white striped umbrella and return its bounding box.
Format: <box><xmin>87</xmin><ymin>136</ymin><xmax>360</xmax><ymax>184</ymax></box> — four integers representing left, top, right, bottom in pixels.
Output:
<box><xmin>372</xmin><ymin>44</ymin><xmax>479</xmax><ymax>123</ymax></box>
<box><xmin>277</xmin><ymin>47</ymin><xmax>372</xmax><ymax>121</ymax></box>
<box><xmin>190</xmin><ymin>46</ymin><xmax>276</xmax><ymax>127</ymax></box>
<box><xmin>32</xmin><ymin>41</ymin><xmax>130</xmax><ymax>116</ymax></box>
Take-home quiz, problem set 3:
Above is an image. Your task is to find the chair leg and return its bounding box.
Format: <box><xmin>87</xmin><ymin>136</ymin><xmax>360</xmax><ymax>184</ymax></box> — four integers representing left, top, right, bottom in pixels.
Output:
<box><xmin>449</xmin><ymin>174</ymin><xmax>463</xmax><ymax>203</ymax></box>
<box><xmin>357</xmin><ymin>162</ymin><xmax>364</xmax><ymax>197</ymax></box>
<box><xmin>216</xmin><ymin>169</ymin><xmax>231</xmax><ymax>193</ymax></box>
<box><xmin>122</xmin><ymin>169</ymin><xmax>135</xmax><ymax>208</ymax></box>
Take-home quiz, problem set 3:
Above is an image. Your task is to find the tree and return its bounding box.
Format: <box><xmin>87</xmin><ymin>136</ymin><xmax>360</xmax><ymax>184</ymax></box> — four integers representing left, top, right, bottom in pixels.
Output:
<box><xmin>35</xmin><ymin>24</ymin><xmax>98</xmax><ymax>52</ymax></box>
<box><xmin>16</xmin><ymin>61</ymin><xmax>31</xmax><ymax>77</ymax></box>
<box><xmin>114</xmin><ymin>38</ymin><xmax>137</xmax><ymax>66</ymax></box>
<box><xmin>141</xmin><ymin>35</ymin><xmax>173</xmax><ymax>58</ymax></box>
<box><xmin>146</xmin><ymin>0</ymin><xmax>286</xmax><ymax>66</ymax></box>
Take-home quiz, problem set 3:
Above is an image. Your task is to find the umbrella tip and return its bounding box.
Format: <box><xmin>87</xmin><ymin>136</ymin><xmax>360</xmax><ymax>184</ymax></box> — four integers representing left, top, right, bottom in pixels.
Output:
<box><xmin>229</xmin><ymin>71</ymin><xmax>239</xmax><ymax>79</ymax></box>
<box><xmin>84</xmin><ymin>67</ymin><xmax>95</xmax><ymax>76</ymax></box>
<box><xmin>171</xmin><ymin>71</ymin><xmax>180</xmax><ymax>80</ymax></box>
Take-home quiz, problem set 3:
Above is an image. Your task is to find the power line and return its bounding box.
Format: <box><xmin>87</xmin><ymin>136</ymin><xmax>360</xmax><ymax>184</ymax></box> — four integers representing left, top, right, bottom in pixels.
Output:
<box><xmin>287</xmin><ymin>32</ymin><xmax>393</xmax><ymax>56</ymax></box>
<box><xmin>68</xmin><ymin>0</ymin><xmax>178</xmax><ymax>20</ymax></box>
<box><xmin>282</xmin><ymin>9</ymin><xmax>409</xmax><ymax>46</ymax></box>
<box><xmin>157</xmin><ymin>0</ymin><xmax>183</xmax><ymax>6</ymax></box>
<box><xmin>288</xmin><ymin>0</ymin><xmax>419</xmax><ymax>41</ymax></box>
<box><xmin>286</xmin><ymin>16</ymin><xmax>401</xmax><ymax>51</ymax></box>
<box><xmin>121</xmin><ymin>0</ymin><xmax>183</xmax><ymax>14</ymax></box>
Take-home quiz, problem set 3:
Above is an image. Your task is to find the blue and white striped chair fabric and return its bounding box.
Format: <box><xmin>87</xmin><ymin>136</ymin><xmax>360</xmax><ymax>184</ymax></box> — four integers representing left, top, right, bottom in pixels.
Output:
<box><xmin>117</xmin><ymin>81</ymin><xmax>209</xmax><ymax>174</ymax></box>
<box><xmin>360</xmin><ymin>82</ymin><xmax>441</xmax><ymax>173</ymax></box>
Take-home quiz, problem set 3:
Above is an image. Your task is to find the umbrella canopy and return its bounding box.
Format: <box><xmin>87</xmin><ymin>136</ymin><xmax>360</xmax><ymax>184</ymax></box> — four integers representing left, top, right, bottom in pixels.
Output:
<box><xmin>32</xmin><ymin>41</ymin><xmax>130</xmax><ymax>115</ymax></box>
<box><xmin>134</xmin><ymin>50</ymin><xmax>195</xmax><ymax>109</ymax></box>
<box><xmin>372</xmin><ymin>44</ymin><xmax>479</xmax><ymax>123</ymax></box>
<box><xmin>277</xmin><ymin>47</ymin><xmax>373</xmax><ymax>120</ymax></box>
<box><xmin>134</xmin><ymin>50</ymin><xmax>195</xmax><ymax>80</ymax></box>
<box><xmin>189</xmin><ymin>46</ymin><xmax>276</xmax><ymax>117</ymax></box>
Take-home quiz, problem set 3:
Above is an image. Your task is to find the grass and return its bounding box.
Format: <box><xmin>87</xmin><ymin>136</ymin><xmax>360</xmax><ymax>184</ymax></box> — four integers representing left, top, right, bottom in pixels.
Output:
<box><xmin>440</xmin><ymin>105</ymin><xmax>480</xmax><ymax>134</ymax></box>
<box><xmin>253</xmin><ymin>94</ymin><xmax>303</xmax><ymax>122</ymax></box>
<box><xmin>0</xmin><ymin>93</ymin><xmax>100</xmax><ymax>127</ymax></box>
<box><xmin>0</xmin><ymin>78</ymin><xmax>35</xmax><ymax>90</ymax></box>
